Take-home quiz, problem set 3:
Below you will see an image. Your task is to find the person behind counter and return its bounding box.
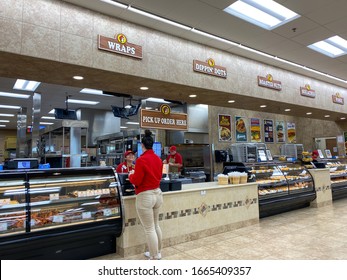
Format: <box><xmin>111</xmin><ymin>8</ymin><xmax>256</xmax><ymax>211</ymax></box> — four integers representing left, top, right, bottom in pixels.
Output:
<box><xmin>163</xmin><ymin>145</ymin><xmax>183</xmax><ymax>173</ymax></box>
<box><xmin>128</xmin><ymin>130</ymin><xmax>163</xmax><ymax>260</ymax></box>
<box><xmin>116</xmin><ymin>150</ymin><xmax>135</xmax><ymax>173</ymax></box>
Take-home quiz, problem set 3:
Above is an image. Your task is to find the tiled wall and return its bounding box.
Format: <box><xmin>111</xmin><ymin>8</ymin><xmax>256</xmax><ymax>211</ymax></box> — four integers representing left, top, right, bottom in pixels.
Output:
<box><xmin>117</xmin><ymin>182</ymin><xmax>259</xmax><ymax>257</ymax></box>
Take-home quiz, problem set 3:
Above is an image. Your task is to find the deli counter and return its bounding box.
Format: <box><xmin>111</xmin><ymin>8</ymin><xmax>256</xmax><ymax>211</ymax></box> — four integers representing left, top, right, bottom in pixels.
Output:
<box><xmin>0</xmin><ymin>167</ymin><xmax>123</xmax><ymax>260</ymax></box>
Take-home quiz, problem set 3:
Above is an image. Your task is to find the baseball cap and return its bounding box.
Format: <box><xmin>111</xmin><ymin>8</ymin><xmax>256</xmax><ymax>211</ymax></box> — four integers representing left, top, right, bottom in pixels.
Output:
<box><xmin>124</xmin><ymin>150</ymin><xmax>135</xmax><ymax>157</ymax></box>
<box><xmin>169</xmin><ymin>145</ymin><xmax>177</xmax><ymax>151</ymax></box>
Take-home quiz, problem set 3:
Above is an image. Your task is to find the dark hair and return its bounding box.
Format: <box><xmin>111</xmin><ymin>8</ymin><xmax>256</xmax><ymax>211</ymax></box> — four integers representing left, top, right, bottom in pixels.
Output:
<box><xmin>141</xmin><ymin>129</ymin><xmax>154</xmax><ymax>149</ymax></box>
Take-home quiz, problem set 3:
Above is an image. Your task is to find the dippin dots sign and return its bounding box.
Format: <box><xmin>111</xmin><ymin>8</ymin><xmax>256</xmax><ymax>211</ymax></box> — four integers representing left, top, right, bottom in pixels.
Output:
<box><xmin>98</xmin><ymin>33</ymin><xmax>143</xmax><ymax>59</ymax></box>
<box><xmin>193</xmin><ymin>58</ymin><xmax>227</xmax><ymax>78</ymax></box>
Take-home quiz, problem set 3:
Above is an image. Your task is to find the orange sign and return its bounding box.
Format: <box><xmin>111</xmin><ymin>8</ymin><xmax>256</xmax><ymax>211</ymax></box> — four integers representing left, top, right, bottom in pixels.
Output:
<box><xmin>98</xmin><ymin>33</ymin><xmax>142</xmax><ymax>59</ymax></box>
<box><xmin>140</xmin><ymin>107</ymin><xmax>188</xmax><ymax>130</ymax></box>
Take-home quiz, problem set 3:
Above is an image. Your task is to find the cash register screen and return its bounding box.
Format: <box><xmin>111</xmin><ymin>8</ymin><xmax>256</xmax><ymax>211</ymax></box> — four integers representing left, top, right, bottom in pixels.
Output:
<box><xmin>17</xmin><ymin>161</ymin><xmax>30</xmax><ymax>169</ymax></box>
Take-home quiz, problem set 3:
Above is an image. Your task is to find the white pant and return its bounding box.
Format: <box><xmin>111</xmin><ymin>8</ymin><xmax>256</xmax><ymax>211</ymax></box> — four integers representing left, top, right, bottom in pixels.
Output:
<box><xmin>136</xmin><ymin>188</ymin><xmax>163</xmax><ymax>258</ymax></box>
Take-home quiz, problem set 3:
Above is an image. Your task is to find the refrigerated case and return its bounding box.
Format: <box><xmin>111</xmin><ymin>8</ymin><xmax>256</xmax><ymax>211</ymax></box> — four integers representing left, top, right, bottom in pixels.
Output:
<box><xmin>245</xmin><ymin>162</ymin><xmax>316</xmax><ymax>218</ymax></box>
<box><xmin>0</xmin><ymin>167</ymin><xmax>123</xmax><ymax>260</ymax></box>
<box><xmin>323</xmin><ymin>159</ymin><xmax>347</xmax><ymax>200</ymax></box>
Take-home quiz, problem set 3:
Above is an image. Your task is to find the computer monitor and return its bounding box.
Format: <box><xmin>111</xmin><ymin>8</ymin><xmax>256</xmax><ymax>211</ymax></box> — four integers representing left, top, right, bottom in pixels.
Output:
<box><xmin>111</xmin><ymin>106</ymin><xmax>129</xmax><ymax>119</ymax></box>
<box><xmin>54</xmin><ymin>108</ymin><xmax>77</xmax><ymax>120</ymax></box>
<box><xmin>127</xmin><ymin>103</ymin><xmax>141</xmax><ymax>116</ymax></box>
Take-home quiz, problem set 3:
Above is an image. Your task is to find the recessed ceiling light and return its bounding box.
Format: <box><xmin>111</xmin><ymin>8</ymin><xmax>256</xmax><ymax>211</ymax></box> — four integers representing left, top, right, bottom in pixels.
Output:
<box><xmin>0</xmin><ymin>104</ymin><xmax>21</xmax><ymax>109</ymax></box>
<box><xmin>284</xmin><ymin>108</ymin><xmax>291</xmax><ymax>112</ymax></box>
<box><xmin>228</xmin><ymin>100</ymin><xmax>235</xmax><ymax>103</ymax></box>
<box><xmin>224</xmin><ymin>0</ymin><xmax>300</xmax><ymax>30</ymax></box>
<box><xmin>0</xmin><ymin>120</ymin><xmax>10</xmax><ymax>123</ymax></box>
<box><xmin>189</xmin><ymin>94</ymin><xmax>197</xmax><ymax>98</ymax></box>
<box><xmin>67</xmin><ymin>99</ymin><xmax>99</xmax><ymax>105</ymax></box>
<box><xmin>0</xmin><ymin>113</ymin><xmax>15</xmax><ymax>117</ymax></box>
<box><xmin>13</xmin><ymin>79</ymin><xmax>40</xmax><ymax>91</ymax></box>
<box><xmin>308</xmin><ymin>36</ymin><xmax>347</xmax><ymax>58</ymax></box>
<box><xmin>324</xmin><ymin>115</ymin><xmax>330</xmax><ymax>118</ymax></box>
<box><xmin>41</xmin><ymin>116</ymin><xmax>56</xmax><ymax>120</ymax></box>
<box><xmin>40</xmin><ymin>122</ymin><xmax>54</xmax><ymax>125</ymax></box>
<box><xmin>260</xmin><ymin>105</ymin><xmax>267</xmax><ymax>108</ymax></box>
<box><xmin>0</xmin><ymin>91</ymin><xmax>31</xmax><ymax>99</ymax></box>
<box><xmin>80</xmin><ymin>88</ymin><xmax>103</xmax><ymax>95</ymax></box>
<box><xmin>340</xmin><ymin>117</ymin><xmax>346</xmax><ymax>120</ymax></box>
<box><xmin>140</xmin><ymin>87</ymin><xmax>149</xmax><ymax>90</ymax></box>
<box><xmin>306</xmin><ymin>112</ymin><xmax>312</xmax><ymax>115</ymax></box>
<box><xmin>73</xmin><ymin>76</ymin><xmax>84</xmax><ymax>80</ymax></box>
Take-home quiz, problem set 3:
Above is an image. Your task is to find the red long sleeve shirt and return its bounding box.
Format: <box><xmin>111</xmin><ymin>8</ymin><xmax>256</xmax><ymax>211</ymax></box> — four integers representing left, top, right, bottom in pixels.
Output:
<box><xmin>128</xmin><ymin>149</ymin><xmax>163</xmax><ymax>195</ymax></box>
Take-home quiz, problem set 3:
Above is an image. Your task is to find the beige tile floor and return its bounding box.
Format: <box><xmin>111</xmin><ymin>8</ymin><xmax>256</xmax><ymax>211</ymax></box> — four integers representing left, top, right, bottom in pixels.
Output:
<box><xmin>92</xmin><ymin>199</ymin><xmax>347</xmax><ymax>260</ymax></box>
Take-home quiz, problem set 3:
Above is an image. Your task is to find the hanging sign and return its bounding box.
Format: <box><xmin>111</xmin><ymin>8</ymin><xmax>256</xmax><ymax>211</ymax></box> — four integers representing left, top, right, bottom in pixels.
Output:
<box><xmin>98</xmin><ymin>33</ymin><xmax>143</xmax><ymax>59</ymax></box>
<box><xmin>300</xmin><ymin>84</ymin><xmax>316</xmax><ymax>98</ymax></box>
<box><xmin>140</xmin><ymin>105</ymin><xmax>188</xmax><ymax>130</ymax></box>
<box><xmin>193</xmin><ymin>58</ymin><xmax>227</xmax><ymax>78</ymax></box>
<box><xmin>257</xmin><ymin>74</ymin><xmax>282</xmax><ymax>91</ymax></box>
<box><xmin>332</xmin><ymin>93</ymin><xmax>344</xmax><ymax>105</ymax></box>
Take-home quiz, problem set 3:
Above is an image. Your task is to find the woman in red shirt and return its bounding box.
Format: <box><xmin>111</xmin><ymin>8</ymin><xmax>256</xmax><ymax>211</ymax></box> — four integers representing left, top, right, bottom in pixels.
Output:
<box><xmin>116</xmin><ymin>150</ymin><xmax>135</xmax><ymax>173</ymax></box>
<box><xmin>128</xmin><ymin>130</ymin><xmax>163</xmax><ymax>260</ymax></box>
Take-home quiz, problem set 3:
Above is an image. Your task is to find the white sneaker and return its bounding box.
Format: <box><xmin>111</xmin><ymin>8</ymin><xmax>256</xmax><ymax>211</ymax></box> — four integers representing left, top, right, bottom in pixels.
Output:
<box><xmin>144</xmin><ymin>251</ymin><xmax>161</xmax><ymax>259</ymax></box>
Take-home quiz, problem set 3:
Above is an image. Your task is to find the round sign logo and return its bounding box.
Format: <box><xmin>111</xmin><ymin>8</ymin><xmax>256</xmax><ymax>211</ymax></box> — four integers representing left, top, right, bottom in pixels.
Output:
<box><xmin>117</xmin><ymin>34</ymin><xmax>127</xmax><ymax>44</ymax></box>
<box><xmin>305</xmin><ymin>84</ymin><xmax>311</xmax><ymax>90</ymax></box>
<box><xmin>266</xmin><ymin>74</ymin><xmax>273</xmax><ymax>82</ymax></box>
<box><xmin>207</xmin><ymin>58</ymin><xmax>215</xmax><ymax>67</ymax></box>
<box><xmin>160</xmin><ymin>104</ymin><xmax>171</xmax><ymax>115</ymax></box>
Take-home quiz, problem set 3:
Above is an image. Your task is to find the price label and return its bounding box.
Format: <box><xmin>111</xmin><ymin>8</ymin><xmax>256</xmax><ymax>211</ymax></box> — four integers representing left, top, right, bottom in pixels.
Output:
<box><xmin>30</xmin><ymin>219</ymin><xmax>36</xmax><ymax>226</ymax></box>
<box><xmin>49</xmin><ymin>193</ymin><xmax>59</xmax><ymax>200</ymax></box>
<box><xmin>52</xmin><ymin>215</ymin><xmax>64</xmax><ymax>223</ymax></box>
<box><xmin>82</xmin><ymin>212</ymin><xmax>92</xmax><ymax>219</ymax></box>
<box><xmin>0</xmin><ymin>222</ymin><xmax>8</xmax><ymax>231</ymax></box>
<box><xmin>103</xmin><ymin>209</ymin><xmax>112</xmax><ymax>217</ymax></box>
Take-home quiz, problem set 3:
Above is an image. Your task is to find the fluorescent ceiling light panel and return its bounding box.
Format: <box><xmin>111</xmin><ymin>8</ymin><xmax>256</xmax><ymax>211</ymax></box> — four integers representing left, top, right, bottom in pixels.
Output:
<box><xmin>308</xmin><ymin>36</ymin><xmax>347</xmax><ymax>58</ymax></box>
<box><xmin>224</xmin><ymin>0</ymin><xmax>300</xmax><ymax>30</ymax></box>
<box><xmin>126</xmin><ymin>122</ymin><xmax>139</xmax><ymax>125</ymax></box>
<box><xmin>0</xmin><ymin>104</ymin><xmax>21</xmax><ymax>109</ymax></box>
<box><xmin>0</xmin><ymin>120</ymin><xmax>10</xmax><ymax>123</ymax></box>
<box><xmin>41</xmin><ymin>116</ymin><xmax>56</xmax><ymax>120</ymax></box>
<box><xmin>145</xmin><ymin>98</ymin><xmax>170</xmax><ymax>103</ymax></box>
<box><xmin>40</xmin><ymin>122</ymin><xmax>54</xmax><ymax>125</ymax></box>
<box><xmin>0</xmin><ymin>91</ymin><xmax>31</xmax><ymax>99</ymax></box>
<box><xmin>80</xmin><ymin>88</ymin><xmax>103</xmax><ymax>95</ymax></box>
<box><xmin>0</xmin><ymin>113</ymin><xmax>15</xmax><ymax>117</ymax></box>
<box><xmin>0</xmin><ymin>124</ymin><xmax>6</xmax><ymax>127</ymax></box>
<box><xmin>13</xmin><ymin>79</ymin><xmax>40</xmax><ymax>91</ymax></box>
<box><xmin>67</xmin><ymin>99</ymin><xmax>99</xmax><ymax>105</ymax></box>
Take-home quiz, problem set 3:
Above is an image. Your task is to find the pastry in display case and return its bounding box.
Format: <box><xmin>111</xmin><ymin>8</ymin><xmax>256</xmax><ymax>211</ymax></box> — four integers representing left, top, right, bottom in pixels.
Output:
<box><xmin>0</xmin><ymin>167</ymin><xmax>123</xmax><ymax>260</ymax></box>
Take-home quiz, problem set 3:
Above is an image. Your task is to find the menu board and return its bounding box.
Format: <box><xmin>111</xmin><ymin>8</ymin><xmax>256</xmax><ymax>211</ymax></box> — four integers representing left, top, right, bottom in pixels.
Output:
<box><xmin>250</xmin><ymin>118</ymin><xmax>261</xmax><ymax>143</ymax></box>
<box><xmin>287</xmin><ymin>122</ymin><xmax>296</xmax><ymax>143</ymax></box>
<box><xmin>235</xmin><ymin>116</ymin><xmax>247</xmax><ymax>142</ymax></box>
<box><xmin>276</xmin><ymin>120</ymin><xmax>285</xmax><ymax>143</ymax></box>
<box><xmin>264</xmin><ymin>119</ymin><xmax>274</xmax><ymax>143</ymax></box>
<box><xmin>218</xmin><ymin>114</ymin><xmax>232</xmax><ymax>142</ymax></box>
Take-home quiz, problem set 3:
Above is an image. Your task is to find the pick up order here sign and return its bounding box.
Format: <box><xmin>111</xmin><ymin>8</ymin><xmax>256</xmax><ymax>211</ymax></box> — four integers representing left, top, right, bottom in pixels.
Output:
<box><xmin>140</xmin><ymin>109</ymin><xmax>188</xmax><ymax>130</ymax></box>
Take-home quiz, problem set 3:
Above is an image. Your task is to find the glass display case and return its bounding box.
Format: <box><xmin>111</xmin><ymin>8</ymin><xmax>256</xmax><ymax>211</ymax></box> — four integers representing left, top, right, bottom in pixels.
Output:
<box><xmin>325</xmin><ymin>159</ymin><xmax>347</xmax><ymax>200</ymax></box>
<box><xmin>245</xmin><ymin>162</ymin><xmax>316</xmax><ymax>217</ymax></box>
<box><xmin>0</xmin><ymin>167</ymin><xmax>123</xmax><ymax>260</ymax></box>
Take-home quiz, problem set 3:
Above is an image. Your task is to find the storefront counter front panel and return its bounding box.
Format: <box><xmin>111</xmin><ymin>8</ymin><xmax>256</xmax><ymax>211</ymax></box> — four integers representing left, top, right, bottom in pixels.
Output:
<box><xmin>117</xmin><ymin>182</ymin><xmax>259</xmax><ymax>257</ymax></box>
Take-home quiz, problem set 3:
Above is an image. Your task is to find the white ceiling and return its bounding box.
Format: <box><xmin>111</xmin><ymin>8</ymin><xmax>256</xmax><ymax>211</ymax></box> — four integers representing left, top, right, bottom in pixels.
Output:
<box><xmin>1</xmin><ymin>0</ymin><xmax>347</xmax><ymax>130</ymax></box>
